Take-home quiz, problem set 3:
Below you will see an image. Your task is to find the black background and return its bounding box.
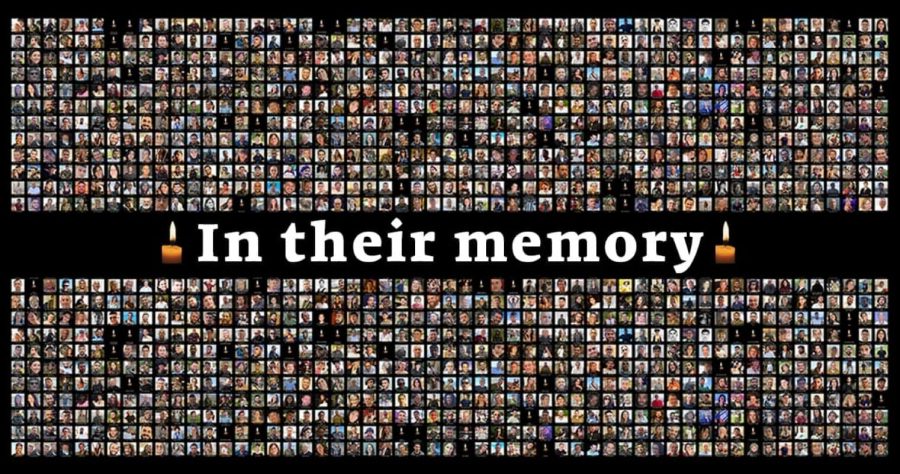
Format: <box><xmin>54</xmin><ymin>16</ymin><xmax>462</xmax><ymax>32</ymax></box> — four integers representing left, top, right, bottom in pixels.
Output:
<box><xmin>3</xmin><ymin>1</ymin><xmax>896</xmax><ymax>468</ymax></box>
<box><xmin>3</xmin><ymin>212</ymin><xmax>896</xmax><ymax>277</ymax></box>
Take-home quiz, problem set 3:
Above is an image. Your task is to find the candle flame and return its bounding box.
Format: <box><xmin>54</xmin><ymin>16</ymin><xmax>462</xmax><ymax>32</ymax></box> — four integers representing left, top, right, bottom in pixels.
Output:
<box><xmin>722</xmin><ymin>222</ymin><xmax>730</xmax><ymax>243</ymax></box>
<box><xmin>169</xmin><ymin>221</ymin><xmax>176</xmax><ymax>243</ymax></box>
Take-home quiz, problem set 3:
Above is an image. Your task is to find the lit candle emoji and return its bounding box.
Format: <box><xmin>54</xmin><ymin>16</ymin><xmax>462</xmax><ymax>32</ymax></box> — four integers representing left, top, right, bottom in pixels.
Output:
<box><xmin>715</xmin><ymin>221</ymin><xmax>735</xmax><ymax>264</ymax></box>
<box><xmin>161</xmin><ymin>221</ymin><xmax>182</xmax><ymax>264</ymax></box>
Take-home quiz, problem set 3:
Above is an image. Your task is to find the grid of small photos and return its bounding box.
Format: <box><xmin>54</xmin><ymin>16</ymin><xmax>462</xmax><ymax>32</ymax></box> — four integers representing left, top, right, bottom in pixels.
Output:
<box><xmin>10</xmin><ymin>17</ymin><xmax>889</xmax><ymax>213</ymax></box>
<box><xmin>10</xmin><ymin>277</ymin><xmax>889</xmax><ymax>457</ymax></box>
